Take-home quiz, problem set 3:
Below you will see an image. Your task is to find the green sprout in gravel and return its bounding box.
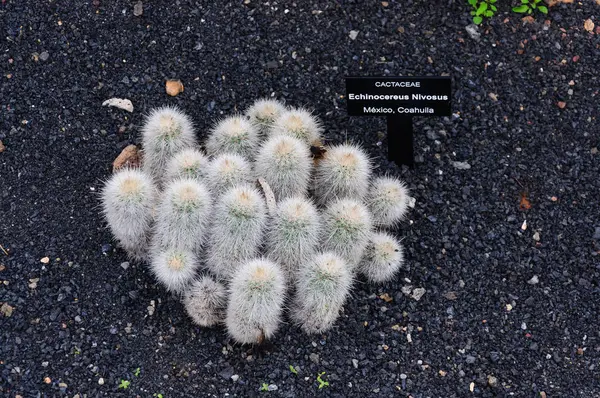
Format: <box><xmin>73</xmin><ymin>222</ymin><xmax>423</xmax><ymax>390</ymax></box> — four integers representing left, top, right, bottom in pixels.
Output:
<box><xmin>260</xmin><ymin>383</ymin><xmax>269</xmax><ymax>392</ymax></box>
<box><xmin>153</xmin><ymin>394</ymin><xmax>164</xmax><ymax>398</ymax></box>
<box><xmin>134</xmin><ymin>367</ymin><xmax>140</xmax><ymax>377</ymax></box>
<box><xmin>468</xmin><ymin>0</ymin><xmax>498</xmax><ymax>25</ymax></box>
<box><xmin>118</xmin><ymin>379</ymin><xmax>130</xmax><ymax>389</ymax></box>
<box><xmin>289</xmin><ymin>364</ymin><xmax>298</xmax><ymax>375</ymax></box>
<box><xmin>317</xmin><ymin>372</ymin><xmax>329</xmax><ymax>389</ymax></box>
<box><xmin>512</xmin><ymin>0</ymin><xmax>548</xmax><ymax>15</ymax></box>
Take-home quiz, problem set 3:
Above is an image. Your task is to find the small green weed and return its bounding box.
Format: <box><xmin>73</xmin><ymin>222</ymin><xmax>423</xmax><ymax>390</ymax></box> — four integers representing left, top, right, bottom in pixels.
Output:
<box><xmin>317</xmin><ymin>372</ymin><xmax>329</xmax><ymax>389</ymax></box>
<box><xmin>134</xmin><ymin>368</ymin><xmax>140</xmax><ymax>377</ymax></box>
<box><xmin>118</xmin><ymin>379</ymin><xmax>130</xmax><ymax>389</ymax></box>
<box><xmin>289</xmin><ymin>365</ymin><xmax>298</xmax><ymax>375</ymax></box>
<box><xmin>468</xmin><ymin>0</ymin><xmax>498</xmax><ymax>25</ymax></box>
<box><xmin>512</xmin><ymin>0</ymin><xmax>548</xmax><ymax>15</ymax></box>
<box><xmin>260</xmin><ymin>383</ymin><xmax>269</xmax><ymax>391</ymax></box>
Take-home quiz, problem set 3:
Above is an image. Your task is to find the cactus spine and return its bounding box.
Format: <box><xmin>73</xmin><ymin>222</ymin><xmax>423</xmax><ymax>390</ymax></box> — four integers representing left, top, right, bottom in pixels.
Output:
<box><xmin>205</xmin><ymin>153</ymin><xmax>253</xmax><ymax>196</ymax></box>
<box><xmin>226</xmin><ymin>258</ymin><xmax>285</xmax><ymax>344</ymax></box>
<box><xmin>266</xmin><ymin>197</ymin><xmax>321</xmax><ymax>280</ymax></box>
<box><xmin>183</xmin><ymin>276</ymin><xmax>228</xmax><ymax>327</ymax></box>
<box><xmin>101</xmin><ymin>169</ymin><xmax>157</xmax><ymax>260</ymax></box>
<box><xmin>292</xmin><ymin>252</ymin><xmax>352</xmax><ymax>334</ymax></box>
<box><xmin>141</xmin><ymin>106</ymin><xmax>196</xmax><ymax>183</ymax></box>
<box><xmin>245</xmin><ymin>98</ymin><xmax>286</xmax><ymax>136</ymax></box>
<box><xmin>165</xmin><ymin>148</ymin><xmax>210</xmax><ymax>183</ymax></box>
<box><xmin>150</xmin><ymin>247</ymin><xmax>200</xmax><ymax>293</ymax></box>
<box><xmin>359</xmin><ymin>232</ymin><xmax>404</xmax><ymax>283</ymax></box>
<box><xmin>314</xmin><ymin>143</ymin><xmax>372</xmax><ymax>206</ymax></box>
<box><xmin>152</xmin><ymin>179</ymin><xmax>212</xmax><ymax>253</ymax></box>
<box><xmin>206</xmin><ymin>185</ymin><xmax>267</xmax><ymax>278</ymax></box>
<box><xmin>205</xmin><ymin>115</ymin><xmax>259</xmax><ymax>158</ymax></box>
<box><xmin>322</xmin><ymin>198</ymin><xmax>372</xmax><ymax>268</ymax></box>
<box><xmin>254</xmin><ymin>135</ymin><xmax>312</xmax><ymax>200</ymax></box>
<box><xmin>367</xmin><ymin>176</ymin><xmax>410</xmax><ymax>227</ymax></box>
<box><xmin>269</xmin><ymin>107</ymin><xmax>322</xmax><ymax>145</ymax></box>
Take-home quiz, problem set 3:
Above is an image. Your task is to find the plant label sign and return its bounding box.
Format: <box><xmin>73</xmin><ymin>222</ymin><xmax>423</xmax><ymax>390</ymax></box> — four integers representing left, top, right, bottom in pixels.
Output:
<box><xmin>346</xmin><ymin>76</ymin><xmax>451</xmax><ymax>166</ymax></box>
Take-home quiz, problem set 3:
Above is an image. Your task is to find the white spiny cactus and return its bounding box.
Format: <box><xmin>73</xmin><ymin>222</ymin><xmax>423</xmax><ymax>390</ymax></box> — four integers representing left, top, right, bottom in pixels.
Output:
<box><xmin>205</xmin><ymin>153</ymin><xmax>253</xmax><ymax>196</ymax></box>
<box><xmin>153</xmin><ymin>179</ymin><xmax>212</xmax><ymax>253</ymax></box>
<box><xmin>359</xmin><ymin>232</ymin><xmax>404</xmax><ymax>283</ymax></box>
<box><xmin>269</xmin><ymin>107</ymin><xmax>322</xmax><ymax>145</ymax></box>
<box><xmin>254</xmin><ymin>135</ymin><xmax>312</xmax><ymax>200</ymax></box>
<box><xmin>292</xmin><ymin>252</ymin><xmax>352</xmax><ymax>334</ymax></box>
<box><xmin>101</xmin><ymin>169</ymin><xmax>157</xmax><ymax>260</ymax></box>
<box><xmin>314</xmin><ymin>143</ymin><xmax>372</xmax><ymax>206</ymax></box>
<box><xmin>226</xmin><ymin>258</ymin><xmax>286</xmax><ymax>344</ymax></box>
<box><xmin>141</xmin><ymin>106</ymin><xmax>196</xmax><ymax>183</ymax></box>
<box><xmin>266</xmin><ymin>197</ymin><xmax>321</xmax><ymax>280</ymax></box>
<box><xmin>206</xmin><ymin>115</ymin><xmax>260</xmax><ymax>158</ymax></box>
<box><xmin>150</xmin><ymin>247</ymin><xmax>200</xmax><ymax>293</ymax></box>
<box><xmin>183</xmin><ymin>276</ymin><xmax>228</xmax><ymax>327</ymax></box>
<box><xmin>245</xmin><ymin>98</ymin><xmax>286</xmax><ymax>136</ymax></box>
<box><xmin>367</xmin><ymin>176</ymin><xmax>410</xmax><ymax>227</ymax></box>
<box><xmin>206</xmin><ymin>185</ymin><xmax>267</xmax><ymax>278</ymax></box>
<box><xmin>165</xmin><ymin>148</ymin><xmax>210</xmax><ymax>183</ymax></box>
<box><xmin>322</xmin><ymin>198</ymin><xmax>372</xmax><ymax>268</ymax></box>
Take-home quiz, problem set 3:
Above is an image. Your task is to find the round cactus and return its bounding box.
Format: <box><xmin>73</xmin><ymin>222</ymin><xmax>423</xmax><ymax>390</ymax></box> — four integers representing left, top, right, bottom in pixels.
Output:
<box><xmin>314</xmin><ymin>143</ymin><xmax>372</xmax><ymax>206</ymax></box>
<box><xmin>292</xmin><ymin>252</ymin><xmax>352</xmax><ymax>334</ymax></box>
<box><xmin>150</xmin><ymin>247</ymin><xmax>200</xmax><ymax>293</ymax></box>
<box><xmin>206</xmin><ymin>185</ymin><xmax>267</xmax><ymax>278</ymax></box>
<box><xmin>141</xmin><ymin>106</ymin><xmax>197</xmax><ymax>184</ymax></box>
<box><xmin>269</xmin><ymin>107</ymin><xmax>322</xmax><ymax>145</ymax></box>
<box><xmin>101</xmin><ymin>169</ymin><xmax>157</xmax><ymax>261</ymax></box>
<box><xmin>367</xmin><ymin>176</ymin><xmax>410</xmax><ymax>227</ymax></box>
<box><xmin>226</xmin><ymin>258</ymin><xmax>286</xmax><ymax>344</ymax></box>
<box><xmin>205</xmin><ymin>153</ymin><xmax>253</xmax><ymax>196</ymax></box>
<box><xmin>245</xmin><ymin>98</ymin><xmax>286</xmax><ymax>136</ymax></box>
<box><xmin>205</xmin><ymin>115</ymin><xmax>260</xmax><ymax>158</ymax></box>
<box><xmin>254</xmin><ymin>135</ymin><xmax>312</xmax><ymax>200</ymax></box>
<box><xmin>165</xmin><ymin>148</ymin><xmax>210</xmax><ymax>183</ymax></box>
<box><xmin>153</xmin><ymin>179</ymin><xmax>212</xmax><ymax>253</ymax></box>
<box><xmin>321</xmin><ymin>198</ymin><xmax>372</xmax><ymax>268</ymax></box>
<box><xmin>183</xmin><ymin>276</ymin><xmax>228</xmax><ymax>327</ymax></box>
<box><xmin>266</xmin><ymin>197</ymin><xmax>321</xmax><ymax>280</ymax></box>
<box><xmin>359</xmin><ymin>232</ymin><xmax>404</xmax><ymax>283</ymax></box>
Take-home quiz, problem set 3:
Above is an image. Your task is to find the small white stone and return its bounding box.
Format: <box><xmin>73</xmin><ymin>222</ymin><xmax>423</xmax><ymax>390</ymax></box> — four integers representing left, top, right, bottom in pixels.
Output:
<box><xmin>528</xmin><ymin>275</ymin><xmax>539</xmax><ymax>285</ymax></box>
<box><xmin>98</xmin><ymin>378</ymin><xmax>105</xmax><ymax>385</ymax></box>
<box><xmin>352</xmin><ymin>359</ymin><xmax>359</xmax><ymax>368</ymax></box>
<box><xmin>231</xmin><ymin>374</ymin><xmax>239</xmax><ymax>382</ymax></box>
<box><xmin>349</xmin><ymin>30</ymin><xmax>359</xmax><ymax>40</ymax></box>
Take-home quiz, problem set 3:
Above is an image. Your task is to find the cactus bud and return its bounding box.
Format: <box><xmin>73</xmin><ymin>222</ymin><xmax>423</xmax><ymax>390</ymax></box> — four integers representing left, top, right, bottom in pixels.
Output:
<box><xmin>269</xmin><ymin>107</ymin><xmax>322</xmax><ymax>146</ymax></box>
<box><xmin>314</xmin><ymin>143</ymin><xmax>371</xmax><ymax>205</ymax></box>
<box><xmin>322</xmin><ymin>198</ymin><xmax>372</xmax><ymax>267</ymax></box>
<box><xmin>292</xmin><ymin>252</ymin><xmax>352</xmax><ymax>334</ymax></box>
<box><xmin>245</xmin><ymin>98</ymin><xmax>286</xmax><ymax>136</ymax></box>
<box><xmin>367</xmin><ymin>177</ymin><xmax>410</xmax><ymax>227</ymax></box>
<box><xmin>150</xmin><ymin>247</ymin><xmax>200</xmax><ymax>293</ymax></box>
<box><xmin>153</xmin><ymin>179</ymin><xmax>212</xmax><ymax>253</ymax></box>
<box><xmin>254</xmin><ymin>135</ymin><xmax>312</xmax><ymax>200</ymax></box>
<box><xmin>183</xmin><ymin>276</ymin><xmax>228</xmax><ymax>327</ymax></box>
<box><xmin>266</xmin><ymin>197</ymin><xmax>321</xmax><ymax>280</ymax></box>
<box><xmin>206</xmin><ymin>185</ymin><xmax>267</xmax><ymax>278</ymax></box>
<box><xmin>205</xmin><ymin>153</ymin><xmax>253</xmax><ymax>196</ymax></box>
<box><xmin>141</xmin><ymin>106</ymin><xmax>197</xmax><ymax>183</ymax></box>
<box><xmin>206</xmin><ymin>115</ymin><xmax>259</xmax><ymax>158</ymax></box>
<box><xmin>165</xmin><ymin>148</ymin><xmax>210</xmax><ymax>183</ymax></box>
<box><xmin>101</xmin><ymin>169</ymin><xmax>157</xmax><ymax>261</ymax></box>
<box><xmin>226</xmin><ymin>258</ymin><xmax>286</xmax><ymax>344</ymax></box>
<box><xmin>359</xmin><ymin>232</ymin><xmax>404</xmax><ymax>283</ymax></box>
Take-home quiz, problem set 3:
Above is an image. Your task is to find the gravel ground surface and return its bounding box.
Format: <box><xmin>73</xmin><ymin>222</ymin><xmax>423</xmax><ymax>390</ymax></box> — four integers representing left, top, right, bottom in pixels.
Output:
<box><xmin>1</xmin><ymin>1</ymin><xmax>599</xmax><ymax>397</ymax></box>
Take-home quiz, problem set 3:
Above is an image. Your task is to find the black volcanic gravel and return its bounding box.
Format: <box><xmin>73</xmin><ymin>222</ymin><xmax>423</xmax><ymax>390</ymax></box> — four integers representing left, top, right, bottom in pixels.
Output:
<box><xmin>1</xmin><ymin>1</ymin><xmax>599</xmax><ymax>397</ymax></box>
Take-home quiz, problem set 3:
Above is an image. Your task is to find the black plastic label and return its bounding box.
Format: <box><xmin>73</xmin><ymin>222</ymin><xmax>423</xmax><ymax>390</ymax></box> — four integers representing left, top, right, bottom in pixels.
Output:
<box><xmin>346</xmin><ymin>76</ymin><xmax>451</xmax><ymax>116</ymax></box>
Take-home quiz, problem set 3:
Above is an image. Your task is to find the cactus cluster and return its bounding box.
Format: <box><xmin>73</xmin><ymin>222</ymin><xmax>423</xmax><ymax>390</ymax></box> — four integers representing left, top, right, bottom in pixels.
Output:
<box><xmin>101</xmin><ymin>99</ymin><xmax>411</xmax><ymax>344</ymax></box>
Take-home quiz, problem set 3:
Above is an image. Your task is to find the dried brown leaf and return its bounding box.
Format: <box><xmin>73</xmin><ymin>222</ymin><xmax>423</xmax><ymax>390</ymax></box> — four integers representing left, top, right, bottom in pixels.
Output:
<box><xmin>380</xmin><ymin>293</ymin><xmax>393</xmax><ymax>303</ymax></box>
<box><xmin>1</xmin><ymin>302</ymin><xmax>14</xmax><ymax>317</ymax></box>
<box><xmin>112</xmin><ymin>144</ymin><xmax>141</xmax><ymax>172</ymax></box>
<box><xmin>0</xmin><ymin>140</ymin><xmax>5</xmax><ymax>153</ymax></box>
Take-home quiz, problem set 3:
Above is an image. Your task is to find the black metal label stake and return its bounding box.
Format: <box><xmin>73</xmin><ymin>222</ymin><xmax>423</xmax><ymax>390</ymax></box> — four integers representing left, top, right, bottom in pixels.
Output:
<box><xmin>346</xmin><ymin>76</ymin><xmax>452</xmax><ymax>167</ymax></box>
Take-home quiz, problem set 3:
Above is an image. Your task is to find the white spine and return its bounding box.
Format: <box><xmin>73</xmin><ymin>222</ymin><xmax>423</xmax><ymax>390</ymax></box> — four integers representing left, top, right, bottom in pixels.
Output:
<box><xmin>266</xmin><ymin>197</ymin><xmax>321</xmax><ymax>281</ymax></box>
<box><xmin>268</xmin><ymin>107</ymin><xmax>322</xmax><ymax>145</ymax></box>
<box><xmin>293</xmin><ymin>252</ymin><xmax>352</xmax><ymax>334</ymax></box>
<box><xmin>205</xmin><ymin>153</ymin><xmax>253</xmax><ymax>197</ymax></box>
<box><xmin>205</xmin><ymin>115</ymin><xmax>259</xmax><ymax>158</ymax></box>
<box><xmin>314</xmin><ymin>143</ymin><xmax>372</xmax><ymax>206</ymax></box>
<box><xmin>101</xmin><ymin>169</ymin><xmax>157</xmax><ymax>261</ymax></box>
<box><xmin>226</xmin><ymin>258</ymin><xmax>286</xmax><ymax>344</ymax></box>
<box><xmin>367</xmin><ymin>176</ymin><xmax>410</xmax><ymax>227</ymax></box>
<box><xmin>141</xmin><ymin>106</ymin><xmax>197</xmax><ymax>184</ymax></box>
<box><xmin>165</xmin><ymin>148</ymin><xmax>210</xmax><ymax>183</ymax></box>
<box><xmin>359</xmin><ymin>232</ymin><xmax>404</xmax><ymax>283</ymax></box>
<box><xmin>321</xmin><ymin>198</ymin><xmax>373</xmax><ymax>268</ymax></box>
<box><xmin>245</xmin><ymin>98</ymin><xmax>286</xmax><ymax>137</ymax></box>
<box><xmin>206</xmin><ymin>185</ymin><xmax>267</xmax><ymax>278</ymax></box>
<box><xmin>183</xmin><ymin>276</ymin><xmax>228</xmax><ymax>327</ymax></box>
<box><xmin>254</xmin><ymin>135</ymin><xmax>312</xmax><ymax>200</ymax></box>
<box><xmin>150</xmin><ymin>247</ymin><xmax>200</xmax><ymax>293</ymax></box>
